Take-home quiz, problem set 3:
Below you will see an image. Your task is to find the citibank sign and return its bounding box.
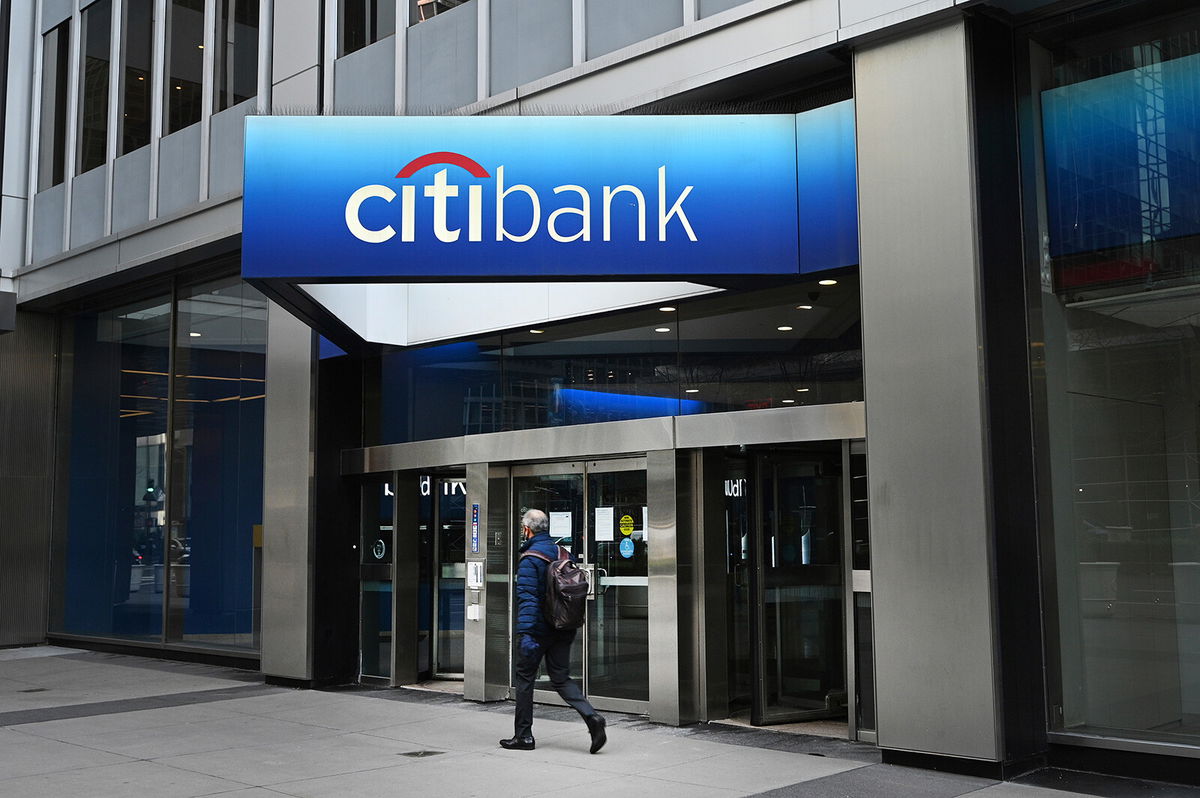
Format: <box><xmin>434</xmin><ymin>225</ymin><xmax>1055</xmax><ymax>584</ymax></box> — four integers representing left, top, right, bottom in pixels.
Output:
<box><xmin>243</xmin><ymin>105</ymin><xmax>857</xmax><ymax>281</ymax></box>
<box><xmin>345</xmin><ymin>152</ymin><xmax>696</xmax><ymax>245</ymax></box>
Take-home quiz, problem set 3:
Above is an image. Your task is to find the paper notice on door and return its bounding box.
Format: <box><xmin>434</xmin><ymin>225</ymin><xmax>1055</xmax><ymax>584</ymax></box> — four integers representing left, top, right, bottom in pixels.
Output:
<box><xmin>642</xmin><ymin>506</ymin><xmax>649</xmax><ymax>541</ymax></box>
<box><xmin>550</xmin><ymin>512</ymin><xmax>572</xmax><ymax>538</ymax></box>
<box><xmin>595</xmin><ymin>506</ymin><xmax>615</xmax><ymax>541</ymax></box>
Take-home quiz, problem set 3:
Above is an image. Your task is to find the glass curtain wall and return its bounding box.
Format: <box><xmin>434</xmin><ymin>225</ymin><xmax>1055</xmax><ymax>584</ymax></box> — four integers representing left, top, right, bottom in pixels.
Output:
<box><xmin>52</xmin><ymin>275</ymin><xmax>267</xmax><ymax>652</ymax></box>
<box><xmin>369</xmin><ymin>278</ymin><xmax>862</xmax><ymax>445</ymax></box>
<box><xmin>78</xmin><ymin>0</ymin><xmax>112</xmax><ymax>174</ymax></box>
<box><xmin>1029</xmin><ymin>6</ymin><xmax>1200</xmax><ymax>747</ymax></box>
<box><xmin>340</xmin><ymin>0</ymin><xmax>395</xmax><ymax>56</ymax></box>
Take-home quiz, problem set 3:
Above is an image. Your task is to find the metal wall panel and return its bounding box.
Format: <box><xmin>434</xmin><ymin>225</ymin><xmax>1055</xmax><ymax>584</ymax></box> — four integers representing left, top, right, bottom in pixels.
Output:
<box><xmin>462</xmin><ymin>462</ymin><xmax>489</xmax><ymax>699</ymax></box>
<box><xmin>69</xmin><ymin>165</ymin><xmax>107</xmax><ymax>247</ymax></box>
<box><xmin>1</xmin><ymin>196</ymin><xmax>29</xmax><ymax>272</ymax></box>
<box><xmin>854</xmin><ymin>21</ymin><xmax>1001</xmax><ymax>761</ymax></box>
<box><xmin>333</xmin><ymin>37</ymin><xmax>396</xmax><ymax>113</ymax></box>
<box><xmin>31</xmin><ymin>183</ymin><xmax>66</xmax><ymax>262</ymax></box>
<box><xmin>0</xmin><ymin>311</ymin><xmax>57</xmax><ymax>646</ymax></box>
<box><xmin>112</xmin><ymin>148</ymin><xmax>152</xmax><ymax>233</ymax></box>
<box><xmin>584</xmin><ymin>0</ymin><xmax>682</xmax><ymax>60</ymax></box>
<box><xmin>157</xmin><ymin>125</ymin><xmax>202</xmax><ymax>217</ymax></box>
<box><xmin>647</xmin><ymin>448</ymin><xmax>686</xmax><ymax>724</ymax></box>
<box><xmin>698</xmin><ymin>0</ymin><xmax>754</xmax><ymax>17</ymax></box>
<box><xmin>405</xmin><ymin>2</ymin><xmax>478</xmax><ymax>113</ymax></box>
<box><xmin>489</xmin><ymin>0</ymin><xmax>572</xmax><ymax>94</ymax></box>
<box><xmin>271</xmin><ymin>0</ymin><xmax>322</xmax><ymax>85</ymax></box>
<box><xmin>41</xmin><ymin>0</ymin><xmax>72</xmax><ymax>33</ymax></box>
<box><xmin>261</xmin><ymin>300</ymin><xmax>317</xmax><ymax>681</ymax></box>
<box><xmin>840</xmin><ymin>0</ymin><xmax>951</xmax><ymax>28</ymax></box>
<box><xmin>676</xmin><ymin>403</ymin><xmax>865</xmax><ymax>450</ymax></box>
<box><xmin>209</xmin><ymin>99</ymin><xmax>254</xmax><ymax>198</ymax></box>
<box><xmin>272</xmin><ymin>66</ymin><xmax>321</xmax><ymax>112</ymax></box>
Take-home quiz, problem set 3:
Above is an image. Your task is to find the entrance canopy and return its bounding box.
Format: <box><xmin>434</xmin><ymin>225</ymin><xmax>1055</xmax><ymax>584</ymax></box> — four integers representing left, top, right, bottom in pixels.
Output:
<box><xmin>241</xmin><ymin>103</ymin><xmax>857</xmax><ymax>350</ymax></box>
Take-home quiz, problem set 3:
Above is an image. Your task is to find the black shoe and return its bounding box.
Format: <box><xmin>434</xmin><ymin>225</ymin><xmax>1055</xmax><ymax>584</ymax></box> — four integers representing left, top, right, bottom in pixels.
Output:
<box><xmin>499</xmin><ymin>736</ymin><xmax>535</xmax><ymax>751</ymax></box>
<box><xmin>584</xmin><ymin>714</ymin><xmax>607</xmax><ymax>754</ymax></box>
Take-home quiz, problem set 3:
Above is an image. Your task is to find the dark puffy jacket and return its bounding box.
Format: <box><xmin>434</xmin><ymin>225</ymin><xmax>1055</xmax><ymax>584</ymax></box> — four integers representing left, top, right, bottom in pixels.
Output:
<box><xmin>515</xmin><ymin>532</ymin><xmax>563</xmax><ymax>638</ymax></box>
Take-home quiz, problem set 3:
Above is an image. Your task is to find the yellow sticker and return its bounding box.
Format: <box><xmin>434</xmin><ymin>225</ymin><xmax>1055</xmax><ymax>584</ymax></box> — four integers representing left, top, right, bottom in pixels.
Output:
<box><xmin>619</xmin><ymin>514</ymin><xmax>635</xmax><ymax>536</ymax></box>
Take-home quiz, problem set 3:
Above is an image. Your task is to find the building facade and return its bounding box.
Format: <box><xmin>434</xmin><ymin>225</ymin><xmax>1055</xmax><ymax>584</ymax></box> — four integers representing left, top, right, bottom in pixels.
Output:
<box><xmin>0</xmin><ymin>0</ymin><xmax>1197</xmax><ymax>783</ymax></box>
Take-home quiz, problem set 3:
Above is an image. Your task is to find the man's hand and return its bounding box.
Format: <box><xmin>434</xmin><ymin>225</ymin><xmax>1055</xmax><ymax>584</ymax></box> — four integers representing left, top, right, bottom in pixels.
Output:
<box><xmin>518</xmin><ymin>634</ymin><xmax>541</xmax><ymax>658</ymax></box>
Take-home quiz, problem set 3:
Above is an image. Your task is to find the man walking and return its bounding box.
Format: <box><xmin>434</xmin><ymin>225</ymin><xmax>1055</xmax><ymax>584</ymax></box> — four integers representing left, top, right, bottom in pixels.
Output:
<box><xmin>500</xmin><ymin>508</ymin><xmax>607</xmax><ymax>753</ymax></box>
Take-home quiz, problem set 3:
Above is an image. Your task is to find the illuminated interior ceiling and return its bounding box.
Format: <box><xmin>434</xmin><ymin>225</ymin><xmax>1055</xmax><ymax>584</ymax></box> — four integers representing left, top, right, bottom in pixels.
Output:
<box><xmin>297</xmin><ymin>282</ymin><xmax>725</xmax><ymax>347</ymax></box>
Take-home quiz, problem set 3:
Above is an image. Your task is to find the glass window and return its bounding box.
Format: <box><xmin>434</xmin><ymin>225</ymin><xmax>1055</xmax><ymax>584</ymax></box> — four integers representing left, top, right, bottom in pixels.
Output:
<box><xmin>368</xmin><ymin>279</ymin><xmax>863</xmax><ymax>445</ymax></box>
<box><xmin>340</xmin><ymin>0</ymin><xmax>395</xmax><ymax>56</ymax></box>
<box><xmin>78</xmin><ymin>0</ymin><xmax>112</xmax><ymax>174</ymax></box>
<box><xmin>1031</xmin><ymin>7</ymin><xmax>1200</xmax><ymax>747</ymax></box>
<box><xmin>38</xmin><ymin>22</ymin><xmax>70</xmax><ymax>190</ymax></box>
<box><xmin>119</xmin><ymin>0</ymin><xmax>154</xmax><ymax>154</ymax></box>
<box><xmin>56</xmin><ymin>294</ymin><xmax>172</xmax><ymax>640</ymax></box>
<box><xmin>167</xmin><ymin>278</ymin><xmax>267</xmax><ymax>649</ymax></box>
<box><xmin>214</xmin><ymin>0</ymin><xmax>258</xmax><ymax>111</ymax></box>
<box><xmin>52</xmin><ymin>276</ymin><xmax>266</xmax><ymax>653</ymax></box>
<box><xmin>166</xmin><ymin>0</ymin><xmax>205</xmax><ymax>134</ymax></box>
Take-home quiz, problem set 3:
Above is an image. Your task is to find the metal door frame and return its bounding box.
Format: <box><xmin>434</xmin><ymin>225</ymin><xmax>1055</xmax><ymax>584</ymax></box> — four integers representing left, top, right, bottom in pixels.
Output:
<box><xmin>510</xmin><ymin>457</ymin><xmax>650</xmax><ymax>715</ymax></box>
<box><xmin>430</xmin><ymin>473</ymin><xmax>467</xmax><ymax>680</ymax></box>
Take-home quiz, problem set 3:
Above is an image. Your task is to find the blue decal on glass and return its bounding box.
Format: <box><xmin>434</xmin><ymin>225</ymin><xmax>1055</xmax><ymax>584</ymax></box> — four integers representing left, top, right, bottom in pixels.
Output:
<box><xmin>619</xmin><ymin>537</ymin><xmax>635</xmax><ymax>559</ymax></box>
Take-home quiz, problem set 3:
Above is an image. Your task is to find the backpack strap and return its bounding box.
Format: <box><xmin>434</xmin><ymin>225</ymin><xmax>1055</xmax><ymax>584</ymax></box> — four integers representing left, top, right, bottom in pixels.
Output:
<box><xmin>520</xmin><ymin>549</ymin><xmax>553</xmax><ymax>564</ymax></box>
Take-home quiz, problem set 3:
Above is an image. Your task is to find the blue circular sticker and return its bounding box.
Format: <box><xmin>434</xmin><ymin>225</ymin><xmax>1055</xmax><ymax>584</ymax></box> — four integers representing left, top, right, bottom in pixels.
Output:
<box><xmin>619</xmin><ymin>537</ymin><xmax>635</xmax><ymax>559</ymax></box>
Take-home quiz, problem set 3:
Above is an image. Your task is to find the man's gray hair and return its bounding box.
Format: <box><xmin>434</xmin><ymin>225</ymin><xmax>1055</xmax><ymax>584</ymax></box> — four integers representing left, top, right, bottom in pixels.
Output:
<box><xmin>521</xmin><ymin>508</ymin><xmax>549</xmax><ymax>534</ymax></box>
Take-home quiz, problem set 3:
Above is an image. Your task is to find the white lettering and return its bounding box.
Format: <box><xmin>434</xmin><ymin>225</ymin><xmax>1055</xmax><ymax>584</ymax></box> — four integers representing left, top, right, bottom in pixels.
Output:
<box><xmin>425</xmin><ymin>168</ymin><xmax>460</xmax><ymax>243</ymax></box>
<box><xmin>401</xmin><ymin>185</ymin><xmax>416</xmax><ymax>242</ymax></box>
<box><xmin>345</xmin><ymin>184</ymin><xmax>396</xmax><ymax>243</ymax></box>
<box><xmin>603</xmin><ymin>185</ymin><xmax>646</xmax><ymax>242</ymax></box>
<box><xmin>548</xmin><ymin>185</ymin><xmax>591</xmax><ymax>243</ymax></box>
<box><xmin>495</xmin><ymin>165</ymin><xmax>540</xmax><ymax>242</ymax></box>
<box><xmin>468</xmin><ymin>185</ymin><xmax>483</xmax><ymax>242</ymax></box>
<box><xmin>658</xmin><ymin>166</ymin><xmax>697</xmax><ymax>242</ymax></box>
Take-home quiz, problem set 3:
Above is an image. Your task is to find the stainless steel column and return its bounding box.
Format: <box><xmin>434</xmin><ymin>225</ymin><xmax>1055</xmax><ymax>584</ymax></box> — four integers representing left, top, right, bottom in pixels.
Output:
<box><xmin>647</xmin><ymin>449</ymin><xmax>698</xmax><ymax>725</ymax></box>
<box><xmin>855</xmin><ymin>20</ymin><xmax>1002</xmax><ymax>762</ymax></box>
<box><xmin>464</xmin><ymin>462</ymin><xmax>510</xmax><ymax>701</ymax></box>
<box><xmin>261</xmin><ymin>302</ymin><xmax>317</xmax><ymax>681</ymax></box>
<box><xmin>695</xmin><ymin>448</ymin><xmax>731</xmax><ymax>722</ymax></box>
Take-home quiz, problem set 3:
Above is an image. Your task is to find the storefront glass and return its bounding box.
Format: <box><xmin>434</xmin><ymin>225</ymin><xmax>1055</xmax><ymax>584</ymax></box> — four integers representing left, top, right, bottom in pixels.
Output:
<box><xmin>52</xmin><ymin>275</ymin><xmax>266</xmax><ymax>652</ymax></box>
<box><xmin>1030</xmin><ymin>6</ymin><xmax>1200</xmax><ymax>746</ymax></box>
<box><xmin>370</xmin><ymin>279</ymin><xmax>862</xmax><ymax>444</ymax></box>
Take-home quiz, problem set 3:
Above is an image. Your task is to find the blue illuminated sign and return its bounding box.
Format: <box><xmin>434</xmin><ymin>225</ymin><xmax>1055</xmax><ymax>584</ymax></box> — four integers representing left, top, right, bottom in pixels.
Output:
<box><xmin>243</xmin><ymin>104</ymin><xmax>857</xmax><ymax>280</ymax></box>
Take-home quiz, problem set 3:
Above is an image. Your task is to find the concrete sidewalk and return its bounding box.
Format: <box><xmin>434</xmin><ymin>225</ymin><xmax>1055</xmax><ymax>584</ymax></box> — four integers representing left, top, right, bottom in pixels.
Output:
<box><xmin>0</xmin><ymin>647</ymin><xmax>1195</xmax><ymax>798</ymax></box>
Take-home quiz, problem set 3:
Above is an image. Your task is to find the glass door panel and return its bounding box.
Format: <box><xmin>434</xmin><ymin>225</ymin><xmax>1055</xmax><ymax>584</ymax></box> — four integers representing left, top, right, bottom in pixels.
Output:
<box><xmin>436</xmin><ymin>477</ymin><xmax>467</xmax><ymax>676</ymax></box>
<box><xmin>753</xmin><ymin>451</ymin><xmax>845</xmax><ymax>724</ymax></box>
<box><xmin>360</xmin><ymin>478</ymin><xmax>394</xmax><ymax>679</ymax></box>
<box><xmin>512</xmin><ymin>466</ymin><xmax>585</xmax><ymax>690</ymax></box>
<box><xmin>587</xmin><ymin>465</ymin><xmax>649</xmax><ymax>702</ymax></box>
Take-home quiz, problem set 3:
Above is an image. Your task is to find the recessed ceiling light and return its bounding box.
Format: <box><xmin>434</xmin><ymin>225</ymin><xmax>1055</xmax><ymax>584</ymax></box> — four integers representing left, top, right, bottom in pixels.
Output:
<box><xmin>658</xmin><ymin>306</ymin><xmax>676</xmax><ymax>312</ymax></box>
<box><xmin>197</xmin><ymin>44</ymin><xmax>204</xmax><ymax>49</ymax></box>
<box><xmin>796</xmin><ymin>304</ymin><xmax>813</xmax><ymax>310</ymax></box>
<box><xmin>776</xmin><ymin>326</ymin><xmax>793</xmax><ymax>332</ymax></box>
<box><xmin>655</xmin><ymin>327</ymin><xmax>671</xmax><ymax>333</ymax></box>
<box><xmin>189</xmin><ymin>332</ymin><xmax>201</xmax><ymax>337</ymax></box>
<box><xmin>137</xmin><ymin>76</ymin><xmax>144</xmax><ymax>81</ymax></box>
<box><xmin>796</xmin><ymin>388</ymin><xmax>810</xmax><ymax>392</ymax></box>
<box><xmin>782</xmin><ymin>399</ymin><xmax>796</xmax><ymax>403</ymax></box>
<box><xmin>529</xmin><ymin>329</ymin><xmax>544</xmax><ymax>334</ymax></box>
<box><xmin>175</xmin><ymin>85</ymin><xmax>182</xmax><ymax>90</ymax></box>
<box><xmin>684</xmin><ymin>388</ymin><xmax>699</xmax><ymax>394</ymax></box>
<box><xmin>818</xmin><ymin>279</ymin><xmax>837</xmax><ymax>286</ymax></box>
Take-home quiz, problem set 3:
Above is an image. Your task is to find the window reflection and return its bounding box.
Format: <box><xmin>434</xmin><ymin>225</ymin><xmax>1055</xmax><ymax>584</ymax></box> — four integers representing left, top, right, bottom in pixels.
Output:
<box><xmin>59</xmin><ymin>296</ymin><xmax>171</xmax><ymax>640</ymax></box>
<box><xmin>214</xmin><ymin>0</ymin><xmax>259</xmax><ymax>111</ymax></box>
<box><xmin>167</xmin><ymin>278</ymin><xmax>267</xmax><ymax>649</ymax></box>
<box><xmin>166</xmin><ymin>0</ymin><xmax>205</xmax><ymax>133</ymax></box>
<box><xmin>340</xmin><ymin>0</ymin><xmax>396</xmax><ymax>56</ymax></box>
<box><xmin>78</xmin><ymin>0</ymin><xmax>112</xmax><ymax>174</ymax></box>
<box><xmin>38</xmin><ymin>22</ymin><xmax>70</xmax><ymax>189</ymax></box>
<box><xmin>120</xmin><ymin>0</ymin><xmax>154</xmax><ymax>154</ymax></box>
